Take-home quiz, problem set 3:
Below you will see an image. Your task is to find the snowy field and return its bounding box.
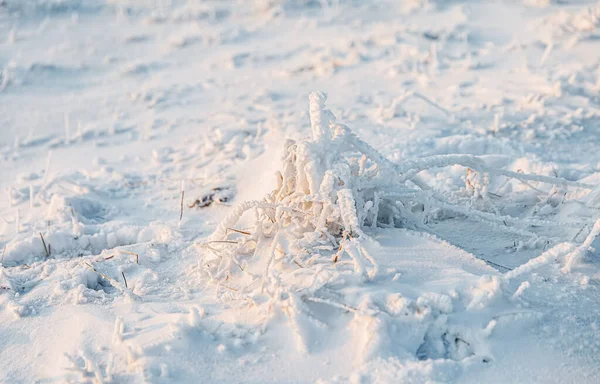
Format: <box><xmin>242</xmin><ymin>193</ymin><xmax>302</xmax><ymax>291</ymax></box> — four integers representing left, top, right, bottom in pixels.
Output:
<box><xmin>2</xmin><ymin>0</ymin><xmax>600</xmax><ymax>382</ymax></box>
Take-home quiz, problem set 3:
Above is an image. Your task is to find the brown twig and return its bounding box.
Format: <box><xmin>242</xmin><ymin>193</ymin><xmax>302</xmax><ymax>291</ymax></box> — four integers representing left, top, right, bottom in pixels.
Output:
<box><xmin>226</xmin><ymin>228</ymin><xmax>252</xmax><ymax>236</ymax></box>
<box><xmin>203</xmin><ymin>245</ymin><xmax>244</xmax><ymax>271</ymax></box>
<box><xmin>84</xmin><ymin>262</ymin><xmax>116</xmax><ymax>286</ymax></box>
<box><xmin>217</xmin><ymin>282</ymin><xmax>238</xmax><ymax>292</ymax></box>
<box><xmin>84</xmin><ymin>263</ymin><xmax>138</xmax><ymax>299</ymax></box>
<box><xmin>119</xmin><ymin>250</ymin><xmax>139</xmax><ymax>264</ymax></box>
<box><xmin>39</xmin><ymin>233</ymin><xmax>50</xmax><ymax>257</ymax></box>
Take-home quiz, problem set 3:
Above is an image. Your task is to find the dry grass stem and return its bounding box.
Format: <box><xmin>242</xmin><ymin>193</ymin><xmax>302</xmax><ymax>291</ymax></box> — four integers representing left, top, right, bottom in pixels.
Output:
<box><xmin>226</xmin><ymin>228</ymin><xmax>252</xmax><ymax>236</ymax></box>
<box><xmin>39</xmin><ymin>233</ymin><xmax>50</xmax><ymax>257</ymax></box>
<box><xmin>119</xmin><ymin>250</ymin><xmax>139</xmax><ymax>264</ymax></box>
<box><xmin>179</xmin><ymin>190</ymin><xmax>185</xmax><ymax>222</ymax></box>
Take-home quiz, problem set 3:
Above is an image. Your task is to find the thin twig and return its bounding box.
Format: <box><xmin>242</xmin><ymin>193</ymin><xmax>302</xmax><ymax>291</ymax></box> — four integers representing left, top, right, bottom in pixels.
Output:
<box><xmin>216</xmin><ymin>282</ymin><xmax>238</xmax><ymax>292</ymax></box>
<box><xmin>84</xmin><ymin>262</ymin><xmax>115</xmax><ymax>285</ymax></box>
<box><xmin>305</xmin><ymin>296</ymin><xmax>359</xmax><ymax>313</ymax></box>
<box><xmin>572</xmin><ymin>224</ymin><xmax>587</xmax><ymax>242</ymax></box>
<box><xmin>203</xmin><ymin>245</ymin><xmax>244</xmax><ymax>271</ymax></box>
<box><xmin>226</xmin><ymin>228</ymin><xmax>252</xmax><ymax>236</ymax></box>
<box><xmin>84</xmin><ymin>262</ymin><xmax>138</xmax><ymax>299</ymax></box>
<box><xmin>515</xmin><ymin>169</ymin><xmax>546</xmax><ymax>194</ymax></box>
<box><xmin>1</xmin><ymin>246</ymin><xmax>6</xmax><ymax>264</ymax></box>
<box><xmin>119</xmin><ymin>250</ymin><xmax>139</xmax><ymax>264</ymax></box>
<box><xmin>482</xmin><ymin>259</ymin><xmax>513</xmax><ymax>271</ymax></box>
<box><xmin>39</xmin><ymin>233</ymin><xmax>49</xmax><ymax>257</ymax></box>
<box><xmin>179</xmin><ymin>190</ymin><xmax>185</xmax><ymax>222</ymax></box>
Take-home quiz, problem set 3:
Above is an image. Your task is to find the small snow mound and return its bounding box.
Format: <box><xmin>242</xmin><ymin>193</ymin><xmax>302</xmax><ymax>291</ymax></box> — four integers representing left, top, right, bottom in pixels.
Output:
<box><xmin>46</xmin><ymin>194</ymin><xmax>114</xmax><ymax>224</ymax></box>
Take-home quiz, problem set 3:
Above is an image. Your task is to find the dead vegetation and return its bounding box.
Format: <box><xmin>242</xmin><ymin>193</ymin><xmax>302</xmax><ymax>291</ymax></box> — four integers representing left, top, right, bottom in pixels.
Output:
<box><xmin>188</xmin><ymin>187</ymin><xmax>233</xmax><ymax>209</ymax></box>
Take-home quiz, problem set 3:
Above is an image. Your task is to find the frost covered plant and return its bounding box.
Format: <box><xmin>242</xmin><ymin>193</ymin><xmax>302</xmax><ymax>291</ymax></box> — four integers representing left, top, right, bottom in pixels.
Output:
<box><xmin>198</xmin><ymin>92</ymin><xmax>600</xmax><ymax>320</ymax></box>
<box><xmin>538</xmin><ymin>2</ymin><xmax>600</xmax><ymax>42</ymax></box>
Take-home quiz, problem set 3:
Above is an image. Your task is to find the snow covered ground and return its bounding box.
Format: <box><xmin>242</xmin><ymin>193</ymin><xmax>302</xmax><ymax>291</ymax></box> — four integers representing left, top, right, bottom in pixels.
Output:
<box><xmin>2</xmin><ymin>0</ymin><xmax>600</xmax><ymax>382</ymax></box>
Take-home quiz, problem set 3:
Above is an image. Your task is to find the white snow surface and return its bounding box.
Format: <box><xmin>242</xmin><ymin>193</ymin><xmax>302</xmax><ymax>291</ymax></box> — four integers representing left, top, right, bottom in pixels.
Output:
<box><xmin>2</xmin><ymin>0</ymin><xmax>600</xmax><ymax>383</ymax></box>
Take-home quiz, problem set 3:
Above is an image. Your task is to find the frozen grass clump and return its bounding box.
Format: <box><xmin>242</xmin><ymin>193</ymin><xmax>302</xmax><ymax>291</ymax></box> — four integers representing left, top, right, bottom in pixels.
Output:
<box><xmin>201</xmin><ymin>92</ymin><xmax>597</xmax><ymax>285</ymax></box>
<box><xmin>198</xmin><ymin>93</ymin><xmax>600</xmax><ymax>347</ymax></box>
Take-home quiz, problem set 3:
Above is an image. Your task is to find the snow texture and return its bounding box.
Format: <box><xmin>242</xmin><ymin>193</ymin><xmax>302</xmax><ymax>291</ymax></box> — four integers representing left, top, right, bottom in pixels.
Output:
<box><xmin>2</xmin><ymin>0</ymin><xmax>600</xmax><ymax>383</ymax></box>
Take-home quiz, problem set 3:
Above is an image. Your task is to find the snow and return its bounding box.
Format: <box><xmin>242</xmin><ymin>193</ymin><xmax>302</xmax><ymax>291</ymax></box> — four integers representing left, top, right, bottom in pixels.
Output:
<box><xmin>2</xmin><ymin>0</ymin><xmax>600</xmax><ymax>382</ymax></box>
